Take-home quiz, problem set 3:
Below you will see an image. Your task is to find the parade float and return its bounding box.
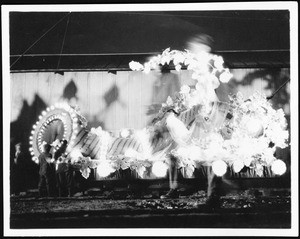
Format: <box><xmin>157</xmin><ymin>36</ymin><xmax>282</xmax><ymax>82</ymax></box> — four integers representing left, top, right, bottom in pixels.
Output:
<box><xmin>29</xmin><ymin>48</ymin><xmax>289</xmax><ymax>180</ymax></box>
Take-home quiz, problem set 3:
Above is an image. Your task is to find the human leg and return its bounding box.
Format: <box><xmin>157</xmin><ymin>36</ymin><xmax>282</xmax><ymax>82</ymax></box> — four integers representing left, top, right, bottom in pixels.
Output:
<box><xmin>56</xmin><ymin>172</ymin><xmax>66</xmax><ymax>197</ymax></box>
<box><xmin>45</xmin><ymin>174</ymin><xmax>55</xmax><ymax>197</ymax></box>
<box><xmin>206</xmin><ymin>165</ymin><xmax>222</xmax><ymax>208</ymax></box>
<box><xmin>160</xmin><ymin>155</ymin><xmax>179</xmax><ymax>199</ymax></box>
<box><xmin>65</xmin><ymin>169</ymin><xmax>74</xmax><ymax>197</ymax></box>
<box><xmin>38</xmin><ymin>175</ymin><xmax>46</xmax><ymax>197</ymax></box>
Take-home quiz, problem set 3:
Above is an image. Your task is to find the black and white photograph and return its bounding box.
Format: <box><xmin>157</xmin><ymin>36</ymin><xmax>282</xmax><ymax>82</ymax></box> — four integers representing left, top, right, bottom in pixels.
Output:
<box><xmin>2</xmin><ymin>2</ymin><xmax>298</xmax><ymax>237</ymax></box>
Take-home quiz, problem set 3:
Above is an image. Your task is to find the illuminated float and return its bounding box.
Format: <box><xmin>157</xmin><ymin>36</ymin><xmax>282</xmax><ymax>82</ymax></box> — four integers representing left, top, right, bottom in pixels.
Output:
<box><xmin>29</xmin><ymin>48</ymin><xmax>289</xmax><ymax>179</ymax></box>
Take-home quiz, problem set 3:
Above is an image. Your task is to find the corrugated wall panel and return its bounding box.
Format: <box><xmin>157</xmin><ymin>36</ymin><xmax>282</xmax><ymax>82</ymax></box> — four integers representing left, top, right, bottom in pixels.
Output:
<box><xmin>10</xmin><ymin>68</ymin><xmax>290</xmax><ymax>160</ymax></box>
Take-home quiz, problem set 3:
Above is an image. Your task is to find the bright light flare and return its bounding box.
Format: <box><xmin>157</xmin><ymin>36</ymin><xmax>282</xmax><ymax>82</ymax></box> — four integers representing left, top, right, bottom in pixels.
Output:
<box><xmin>96</xmin><ymin>161</ymin><xmax>115</xmax><ymax>178</ymax></box>
<box><xmin>212</xmin><ymin>160</ymin><xmax>227</xmax><ymax>176</ymax></box>
<box><xmin>152</xmin><ymin>161</ymin><xmax>168</xmax><ymax>178</ymax></box>
<box><xmin>232</xmin><ymin>160</ymin><xmax>245</xmax><ymax>173</ymax></box>
<box><xmin>120</xmin><ymin>128</ymin><xmax>130</xmax><ymax>138</ymax></box>
<box><xmin>271</xmin><ymin>159</ymin><xmax>287</xmax><ymax>175</ymax></box>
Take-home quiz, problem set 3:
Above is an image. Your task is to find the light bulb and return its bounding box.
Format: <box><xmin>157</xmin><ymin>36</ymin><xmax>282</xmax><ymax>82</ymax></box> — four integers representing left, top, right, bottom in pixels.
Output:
<box><xmin>212</xmin><ymin>160</ymin><xmax>227</xmax><ymax>176</ymax></box>
<box><xmin>271</xmin><ymin>159</ymin><xmax>287</xmax><ymax>175</ymax></box>
<box><xmin>232</xmin><ymin>160</ymin><xmax>245</xmax><ymax>173</ymax></box>
<box><xmin>152</xmin><ymin>161</ymin><xmax>168</xmax><ymax>178</ymax></box>
<box><xmin>96</xmin><ymin>161</ymin><xmax>115</xmax><ymax>178</ymax></box>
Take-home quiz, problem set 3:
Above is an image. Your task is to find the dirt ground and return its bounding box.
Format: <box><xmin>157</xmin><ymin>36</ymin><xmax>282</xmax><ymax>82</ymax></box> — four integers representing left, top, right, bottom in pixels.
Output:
<box><xmin>11</xmin><ymin>189</ymin><xmax>290</xmax><ymax>213</ymax></box>
<box><xmin>10</xmin><ymin>189</ymin><xmax>291</xmax><ymax>229</ymax></box>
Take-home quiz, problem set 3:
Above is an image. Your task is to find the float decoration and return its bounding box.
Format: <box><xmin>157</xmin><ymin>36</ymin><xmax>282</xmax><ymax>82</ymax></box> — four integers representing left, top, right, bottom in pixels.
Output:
<box><xmin>29</xmin><ymin>102</ymin><xmax>88</xmax><ymax>161</ymax></box>
<box><xmin>29</xmin><ymin>48</ymin><xmax>289</xmax><ymax>179</ymax></box>
<box><xmin>130</xmin><ymin>48</ymin><xmax>233</xmax><ymax>105</ymax></box>
<box><xmin>167</xmin><ymin>91</ymin><xmax>289</xmax><ymax>177</ymax></box>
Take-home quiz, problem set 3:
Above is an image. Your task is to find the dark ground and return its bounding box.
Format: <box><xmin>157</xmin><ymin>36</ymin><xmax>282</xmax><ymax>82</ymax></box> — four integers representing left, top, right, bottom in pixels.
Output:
<box><xmin>10</xmin><ymin>178</ymin><xmax>291</xmax><ymax>229</ymax></box>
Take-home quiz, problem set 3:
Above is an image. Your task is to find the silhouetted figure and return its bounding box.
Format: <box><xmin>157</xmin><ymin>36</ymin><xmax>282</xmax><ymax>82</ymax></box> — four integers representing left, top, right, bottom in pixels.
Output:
<box><xmin>38</xmin><ymin>143</ymin><xmax>55</xmax><ymax>197</ymax></box>
<box><xmin>11</xmin><ymin>143</ymin><xmax>27</xmax><ymax>196</ymax></box>
<box><xmin>54</xmin><ymin>140</ymin><xmax>73</xmax><ymax>197</ymax></box>
<box><xmin>160</xmin><ymin>34</ymin><xmax>226</xmax><ymax>209</ymax></box>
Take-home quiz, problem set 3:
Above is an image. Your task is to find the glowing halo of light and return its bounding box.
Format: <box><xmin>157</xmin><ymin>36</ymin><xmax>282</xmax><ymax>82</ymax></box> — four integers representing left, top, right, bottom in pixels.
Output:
<box><xmin>30</xmin><ymin>104</ymin><xmax>86</xmax><ymax>160</ymax></box>
<box><xmin>271</xmin><ymin>159</ymin><xmax>287</xmax><ymax>175</ymax></box>
<box><xmin>152</xmin><ymin>161</ymin><xmax>168</xmax><ymax>178</ymax></box>
<box><xmin>212</xmin><ymin>160</ymin><xmax>227</xmax><ymax>176</ymax></box>
<box><xmin>96</xmin><ymin>161</ymin><xmax>115</xmax><ymax>178</ymax></box>
<box><xmin>232</xmin><ymin>159</ymin><xmax>245</xmax><ymax>173</ymax></box>
<box><xmin>120</xmin><ymin>128</ymin><xmax>130</xmax><ymax>138</ymax></box>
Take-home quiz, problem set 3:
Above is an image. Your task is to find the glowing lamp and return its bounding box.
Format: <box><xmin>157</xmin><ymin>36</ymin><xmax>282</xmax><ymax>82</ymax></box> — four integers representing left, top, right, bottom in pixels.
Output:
<box><xmin>152</xmin><ymin>161</ymin><xmax>168</xmax><ymax>178</ymax></box>
<box><xmin>246</xmin><ymin>118</ymin><xmax>264</xmax><ymax>138</ymax></box>
<box><xmin>219</xmin><ymin>70</ymin><xmax>233</xmax><ymax>83</ymax></box>
<box><xmin>232</xmin><ymin>160</ymin><xmax>245</xmax><ymax>173</ymax></box>
<box><xmin>120</xmin><ymin>128</ymin><xmax>130</xmax><ymax>138</ymax></box>
<box><xmin>96</xmin><ymin>161</ymin><xmax>115</xmax><ymax>178</ymax></box>
<box><xmin>38</xmin><ymin>115</ymin><xmax>43</xmax><ymax>120</ymax></box>
<box><xmin>212</xmin><ymin>160</ymin><xmax>227</xmax><ymax>176</ymax></box>
<box><xmin>124</xmin><ymin>149</ymin><xmax>139</xmax><ymax>158</ymax></box>
<box><xmin>32</xmin><ymin>125</ymin><xmax>36</xmax><ymax>129</ymax></box>
<box><xmin>271</xmin><ymin>159</ymin><xmax>287</xmax><ymax>175</ymax></box>
<box><xmin>50</xmin><ymin>106</ymin><xmax>55</xmax><ymax>110</ymax></box>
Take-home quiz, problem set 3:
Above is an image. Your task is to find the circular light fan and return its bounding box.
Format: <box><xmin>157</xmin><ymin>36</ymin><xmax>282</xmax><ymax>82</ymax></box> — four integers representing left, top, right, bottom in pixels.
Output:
<box><xmin>28</xmin><ymin>103</ymin><xmax>83</xmax><ymax>161</ymax></box>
